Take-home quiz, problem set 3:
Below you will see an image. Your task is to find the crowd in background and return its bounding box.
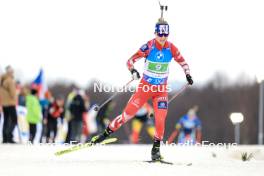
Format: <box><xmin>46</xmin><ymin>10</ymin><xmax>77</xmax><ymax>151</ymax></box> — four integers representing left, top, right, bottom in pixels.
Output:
<box><xmin>0</xmin><ymin>66</ymin><xmax>96</xmax><ymax>144</ymax></box>
<box><xmin>0</xmin><ymin>65</ymin><xmax>202</xmax><ymax>144</ymax></box>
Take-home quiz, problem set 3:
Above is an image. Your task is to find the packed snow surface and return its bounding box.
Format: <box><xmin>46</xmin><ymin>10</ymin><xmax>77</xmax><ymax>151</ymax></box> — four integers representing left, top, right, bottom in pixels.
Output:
<box><xmin>0</xmin><ymin>144</ymin><xmax>264</xmax><ymax>176</ymax></box>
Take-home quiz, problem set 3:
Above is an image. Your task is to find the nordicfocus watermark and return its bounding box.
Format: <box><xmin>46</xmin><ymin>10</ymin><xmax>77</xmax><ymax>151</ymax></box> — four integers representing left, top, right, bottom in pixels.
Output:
<box><xmin>25</xmin><ymin>141</ymin><xmax>108</xmax><ymax>147</ymax></box>
<box><xmin>25</xmin><ymin>140</ymin><xmax>237</xmax><ymax>148</ymax></box>
<box><xmin>162</xmin><ymin>140</ymin><xmax>237</xmax><ymax>147</ymax></box>
<box><xmin>93</xmin><ymin>82</ymin><xmax>172</xmax><ymax>93</ymax></box>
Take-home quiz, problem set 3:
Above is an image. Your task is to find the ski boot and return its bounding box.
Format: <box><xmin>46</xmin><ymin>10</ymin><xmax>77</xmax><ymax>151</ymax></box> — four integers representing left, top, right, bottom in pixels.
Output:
<box><xmin>91</xmin><ymin>127</ymin><xmax>113</xmax><ymax>144</ymax></box>
<box><xmin>151</xmin><ymin>139</ymin><xmax>163</xmax><ymax>161</ymax></box>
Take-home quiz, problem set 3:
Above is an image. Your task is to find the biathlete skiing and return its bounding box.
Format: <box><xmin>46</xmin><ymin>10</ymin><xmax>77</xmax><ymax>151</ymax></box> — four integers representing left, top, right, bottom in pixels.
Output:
<box><xmin>90</xmin><ymin>4</ymin><xmax>193</xmax><ymax>162</ymax></box>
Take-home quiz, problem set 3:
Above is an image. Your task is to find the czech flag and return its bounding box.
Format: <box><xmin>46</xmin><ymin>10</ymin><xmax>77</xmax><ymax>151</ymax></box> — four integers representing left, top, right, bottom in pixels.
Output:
<box><xmin>31</xmin><ymin>68</ymin><xmax>48</xmax><ymax>100</ymax></box>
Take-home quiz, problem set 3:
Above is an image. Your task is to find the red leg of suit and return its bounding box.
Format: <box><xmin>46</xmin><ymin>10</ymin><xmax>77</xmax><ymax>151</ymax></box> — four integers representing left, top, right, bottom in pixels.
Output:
<box><xmin>152</xmin><ymin>92</ymin><xmax>168</xmax><ymax>140</ymax></box>
<box><xmin>109</xmin><ymin>79</ymin><xmax>168</xmax><ymax>141</ymax></box>
<box><xmin>109</xmin><ymin>80</ymin><xmax>150</xmax><ymax>131</ymax></box>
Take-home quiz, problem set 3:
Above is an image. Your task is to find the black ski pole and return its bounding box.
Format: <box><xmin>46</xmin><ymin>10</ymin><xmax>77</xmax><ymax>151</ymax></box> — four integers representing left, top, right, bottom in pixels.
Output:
<box><xmin>92</xmin><ymin>79</ymin><xmax>134</xmax><ymax>112</ymax></box>
<box><xmin>168</xmin><ymin>83</ymin><xmax>189</xmax><ymax>104</ymax></box>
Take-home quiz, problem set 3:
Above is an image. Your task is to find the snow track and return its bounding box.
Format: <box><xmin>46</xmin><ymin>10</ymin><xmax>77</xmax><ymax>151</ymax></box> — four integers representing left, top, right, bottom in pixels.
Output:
<box><xmin>0</xmin><ymin>144</ymin><xmax>264</xmax><ymax>176</ymax></box>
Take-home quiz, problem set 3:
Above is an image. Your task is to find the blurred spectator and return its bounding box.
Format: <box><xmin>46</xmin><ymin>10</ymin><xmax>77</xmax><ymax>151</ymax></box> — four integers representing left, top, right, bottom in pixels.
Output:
<box><xmin>0</xmin><ymin>69</ymin><xmax>2</xmax><ymax>124</ymax></box>
<box><xmin>17</xmin><ymin>82</ymin><xmax>27</xmax><ymax>107</ymax></box>
<box><xmin>0</xmin><ymin>66</ymin><xmax>18</xmax><ymax>143</ymax></box>
<box><xmin>26</xmin><ymin>88</ymin><xmax>42</xmax><ymax>142</ymax></box>
<box><xmin>0</xmin><ymin>101</ymin><xmax>2</xmax><ymax>120</ymax></box>
<box><xmin>81</xmin><ymin>93</ymin><xmax>90</xmax><ymax>142</ymax></box>
<box><xmin>45</xmin><ymin>96</ymin><xmax>64</xmax><ymax>143</ymax></box>
<box><xmin>64</xmin><ymin>89</ymin><xmax>77</xmax><ymax>143</ymax></box>
<box><xmin>40</xmin><ymin>91</ymin><xmax>52</xmax><ymax>142</ymax></box>
<box><xmin>130</xmin><ymin>102</ymin><xmax>155</xmax><ymax>144</ymax></box>
<box><xmin>168</xmin><ymin>106</ymin><xmax>202</xmax><ymax>144</ymax></box>
<box><xmin>69</xmin><ymin>90</ymin><xmax>87</xmax><ymax>143</ymax></box>
<box><xmin>64</xmin><ymin>89</ymin><xmax>77</xmax><ymax>122</ymax></box>
<box><xmin>40</xmin><ymin>91</ymin><xmax>53</xmax><ymax>119</ymax></box>
<box><xmin>0</xmin><ymin>67</ymin><xmax>3</xmax><ymax>119</ymax></box>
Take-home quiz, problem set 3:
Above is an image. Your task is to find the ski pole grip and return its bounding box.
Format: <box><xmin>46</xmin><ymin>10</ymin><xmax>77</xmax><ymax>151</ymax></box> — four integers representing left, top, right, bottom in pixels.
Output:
<box><xmin>92</xmin><ymin>104</ymin><xmax>100</xmax><ymax>111</ymax></box>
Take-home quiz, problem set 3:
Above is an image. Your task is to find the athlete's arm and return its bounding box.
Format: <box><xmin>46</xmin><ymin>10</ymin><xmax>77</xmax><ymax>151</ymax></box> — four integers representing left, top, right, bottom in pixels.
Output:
<box><xmin>126</xmin><ymin>42</ymin><xmax>152</xmax><ymax>71</ymax></box>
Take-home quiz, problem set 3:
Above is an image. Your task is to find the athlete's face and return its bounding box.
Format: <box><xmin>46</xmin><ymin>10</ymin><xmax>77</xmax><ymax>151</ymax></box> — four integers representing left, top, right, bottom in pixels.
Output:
<box><xmin>155</xmin><ymin>33</ymin><xmax>168</xmax><ymax>45</ymax></box>
<box><xmin>155</xmin><ymin>24</ymin><xmax>169</xmax><ymax>45</ymax></box>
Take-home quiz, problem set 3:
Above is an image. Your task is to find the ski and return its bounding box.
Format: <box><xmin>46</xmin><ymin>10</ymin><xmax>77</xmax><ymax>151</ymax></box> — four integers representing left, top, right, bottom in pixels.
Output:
<box><xmin>144</xmin><ymin>160</ymin><xmax>192</xmax><ymax>166</ymax></box>
<box><xmin>144</xmin><ymin>160</ymin><xmax>173</xmax><ymax>165</ymax></box>
<box><xmin>54</xmin><ymin>138</ymin><xmax>118</xmax><ymax>156</ymax></box>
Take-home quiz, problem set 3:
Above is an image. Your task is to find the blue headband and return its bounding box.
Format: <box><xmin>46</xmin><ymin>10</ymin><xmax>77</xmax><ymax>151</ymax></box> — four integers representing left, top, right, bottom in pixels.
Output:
<box><xmin>155</xmin><ymin>24</ymin><xmax>169</xmax><ymax>34</ymax></box>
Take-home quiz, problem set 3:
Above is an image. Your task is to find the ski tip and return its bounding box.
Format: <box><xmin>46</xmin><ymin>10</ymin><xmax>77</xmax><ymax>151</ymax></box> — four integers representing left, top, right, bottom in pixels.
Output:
<box><xmin>101</xmin><ymin>137</ymin><xmax>118</xmax><ymax>144</ymax></box>
<box><xmin>54</xmin><ymin>151</ymin><xmax>66</xmax><ymax>156</ymax></box>
<box><xmin>54</xmin><ymin>137</ymin><xmax>118</xmax><ymax>156</ymax></box>
<box><xmin>55</xmin><ymin>148</ymin><xmax>73</xmax><ymax>156</ymax></box>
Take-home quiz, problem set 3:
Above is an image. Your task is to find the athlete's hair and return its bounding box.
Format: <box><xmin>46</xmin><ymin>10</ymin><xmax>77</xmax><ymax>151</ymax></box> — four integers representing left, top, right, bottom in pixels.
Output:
<box><xmin>156</xmin><ymin>18</ymin><xmax>168</xmax><ymax>25</ymax></box>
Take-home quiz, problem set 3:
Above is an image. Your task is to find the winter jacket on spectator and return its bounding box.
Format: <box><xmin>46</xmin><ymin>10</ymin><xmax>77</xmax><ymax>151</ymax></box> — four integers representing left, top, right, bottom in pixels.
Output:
<box><xmin>48</xmin><ymin>101</ymin><xmax>64</xmax><ymax>119</ymax></box>
<box><xmin>26</xmin><ymin>94</ymin><xmax>42</xmax><ymax>124</ymax></box>
<box><xmin>70</xmin><ymin>94</ymin><xmax>86</xmax><ymax>121</ymax></box>
<box><xmin>0</xmin><ymin>73</ymin><xmax>17</xmax><ymax>106</ymax></box>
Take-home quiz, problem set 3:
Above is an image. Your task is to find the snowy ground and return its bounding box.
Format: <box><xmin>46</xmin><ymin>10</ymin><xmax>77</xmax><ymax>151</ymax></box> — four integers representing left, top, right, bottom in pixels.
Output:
<box><xmin>0</xmin><ymin>144</ymin><xmax>264</xmax><ymax>176</ymax></box>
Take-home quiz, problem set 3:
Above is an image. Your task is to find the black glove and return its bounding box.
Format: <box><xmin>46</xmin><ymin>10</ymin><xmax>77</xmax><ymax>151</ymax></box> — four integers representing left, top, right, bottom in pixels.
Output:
<box><xmin>130</xmin><ymin>68</ymin><xmax>140</xmax><ymax>80</ymax></box>
<box><xmin>186</xmin><ymin>74</ymin><xmax>193</xmax><ymax>85</ymax></box>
